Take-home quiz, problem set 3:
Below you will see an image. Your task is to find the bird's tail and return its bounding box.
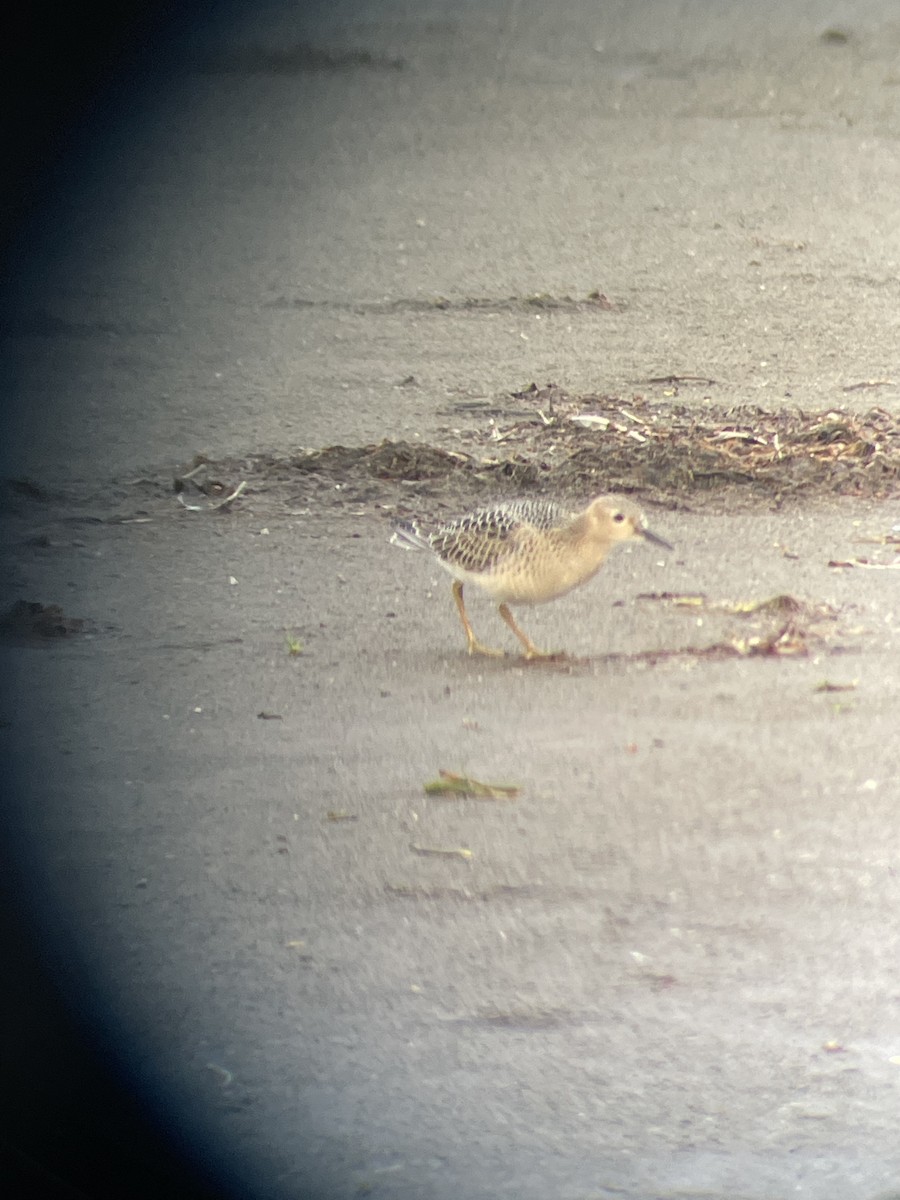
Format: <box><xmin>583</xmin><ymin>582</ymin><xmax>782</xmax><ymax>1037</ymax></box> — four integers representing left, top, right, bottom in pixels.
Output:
<box><xmin>390</xmin><ymin>521</ymin><xmax>430</xmax><ymax>551</ymax></box>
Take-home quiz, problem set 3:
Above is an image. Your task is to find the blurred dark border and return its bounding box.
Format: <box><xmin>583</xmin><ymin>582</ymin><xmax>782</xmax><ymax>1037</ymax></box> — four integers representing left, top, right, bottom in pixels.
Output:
<box><xmin>1</xmin><ymin>5</ymin><xmax>238</xmax><ymax>1197</ymax></box>
<box><xmin>0</xmin><ymin>2</ymin><xmax>185</xmax><ymax>260</ymax></box>
<box><xmin>0</xmin><ymin>869</ymin><xmax>233</xmax><ymax>1200</ymax></box>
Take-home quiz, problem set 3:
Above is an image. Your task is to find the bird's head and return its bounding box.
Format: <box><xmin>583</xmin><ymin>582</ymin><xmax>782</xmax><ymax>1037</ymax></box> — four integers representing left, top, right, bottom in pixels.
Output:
<box><xmin>585</xmin><ymin>495</ymin><xmax>673</xmax><ymax>550</ymax></box>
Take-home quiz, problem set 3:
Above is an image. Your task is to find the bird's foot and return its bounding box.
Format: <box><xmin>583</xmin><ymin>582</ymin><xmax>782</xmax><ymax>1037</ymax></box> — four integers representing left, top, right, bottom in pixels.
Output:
<box><xmin>521</xmin><ymin>645</ymin><xmax>569</xmax><ymax>662</ymax></box>
<box><xmin>466</xmin><ymin>638</ymin><xmax>506</xmax><ymax>658</ymax></box>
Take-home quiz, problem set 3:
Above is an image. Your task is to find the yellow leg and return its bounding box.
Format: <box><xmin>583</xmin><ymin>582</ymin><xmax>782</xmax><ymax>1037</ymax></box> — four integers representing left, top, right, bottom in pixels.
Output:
<box><xmin>452</xmin><ymin>581</ymin><xmax>505</xmax><ymax>657</ymax></box>
<box><xmin>498</xmin><ymin>603</ymin><xmax>558</xmax><ymax>660</ymax></box>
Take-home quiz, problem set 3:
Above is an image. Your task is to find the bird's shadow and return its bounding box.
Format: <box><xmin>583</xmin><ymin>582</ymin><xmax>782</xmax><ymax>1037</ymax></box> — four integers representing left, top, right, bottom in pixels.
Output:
<box><xmin>452</xmin><ymin>648</ymin><xmax>663</xmax><ymax>674</ymax></box>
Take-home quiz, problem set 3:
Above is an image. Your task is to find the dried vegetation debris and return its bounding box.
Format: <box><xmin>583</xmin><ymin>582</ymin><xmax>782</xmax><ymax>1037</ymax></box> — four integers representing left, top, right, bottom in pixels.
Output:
<box><xmin>423</xmin><ymin>770</ymin><xmax>521</xmax><ymax>800</ymax></box>
<box><xmin>174</xmin><ymin>456</ymin><xmax>248</xmax><ymax>511</ymax></box>
<box><xmin>201</xmin><ymin>384</ymin><xmax>899</xmax><ymax>514</ymax></box>
<box><xmin>0</xmin><ymin>600</ymin><xmax>86</xmax><ymax>643</ymax></box>
<box><xmin>292</xmin><ymin>440</ymin><xmax>470</xmax><ymax>482</ymax></box>
<box><xmin>264</xmin><ymin>291</ymin><xmax>618</xmax><ymax>315</ymax></box>
<box><xmin>22</xmin><ymin>387</ymin><xmax>891</xmax><ymax>527</ymax></box>
<box><xmin>482</xmin><ymin>384</ymin><xmax>900</xmax><ymax>505</ymax></box>
<box><xmin>633</xmin><ymin>592</ymin><xmax>845</xmax><ymax>660</ymax></box>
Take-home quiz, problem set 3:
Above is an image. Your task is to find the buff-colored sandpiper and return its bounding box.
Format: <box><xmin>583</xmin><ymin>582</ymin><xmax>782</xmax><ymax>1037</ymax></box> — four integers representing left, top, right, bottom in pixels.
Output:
<box><xmin>391</xmin><ymin>494</ymin><xmax>672</xmax><ymax>658</ymax></box>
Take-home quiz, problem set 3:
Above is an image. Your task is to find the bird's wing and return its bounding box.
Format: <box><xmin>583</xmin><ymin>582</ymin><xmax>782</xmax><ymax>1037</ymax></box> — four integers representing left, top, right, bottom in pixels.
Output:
<box><xmin>430</xmin><ymin>508</ymin><xmax>529</xmax><ymax>574</ymax></box>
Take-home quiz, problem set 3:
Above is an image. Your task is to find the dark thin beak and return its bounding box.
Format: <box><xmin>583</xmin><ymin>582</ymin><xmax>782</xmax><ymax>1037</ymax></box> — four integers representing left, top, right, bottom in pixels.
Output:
<box><xmin>642</xmin><ymin>527</ymin><xmax>673</xmax><ymax>551</ymax></box>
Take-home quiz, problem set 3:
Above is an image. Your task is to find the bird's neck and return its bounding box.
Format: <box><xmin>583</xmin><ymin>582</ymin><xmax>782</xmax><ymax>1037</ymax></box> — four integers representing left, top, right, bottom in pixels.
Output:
<box><xmin>565</xmin><ymin>510</ymin><xmax>613</xmax><ymax>562</ymax></box>
<box><xmin>565</xmin><ymin>510</ymin><xmax>593</xmax><ymax>545</ymax></box>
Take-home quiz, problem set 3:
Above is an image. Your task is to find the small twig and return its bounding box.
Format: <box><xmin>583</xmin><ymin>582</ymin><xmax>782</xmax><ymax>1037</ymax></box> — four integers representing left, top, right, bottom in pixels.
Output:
<box><xmin>177</xmin><ymin>479</ymin><xmax>247</xmax><ymax>512</ymax></box>
<box><xmin>409</xmin><ymin>843</ymin><xmax>473</xmax><ymax>861</ymax></box>
<box><xmin>176</xmin><ymin>493</ymin><xmax>206</xmax><ymax>512</ymax></box>
<box><xmin>632</xmin><ymin>374</ymin><xmax>718</xmax><ymax>386</ymax></box>
<box><xmin>841</xmin><ymin>380</ymin><xmax>896</xmax><ymax>392</ymax></box>
<box><xmin>710</xmin><ymin>430</ymin><xmax>766</xmax><ymax>443</ymax></box>
<box><xmin>209</xmin><ymin>480</ymin><xmax>247</xmax><ymax>510</ymax></box>
<box><xmin>829</xmin><ymin>558</ymin><xmax>900</xmax><ymax>570</ymax></box>
<box><xmin>178</xmin><ymin>459</ymin><xmax>209</xmax><ymax>483</ymax></box>
<box><xmin>618</xmin><ymin>407</ymin><xmax>648</xmax><ymax>426</ymax></box>
<box><xmin>489</xmin><ymin>426</ymin><xmax>517</xmax><ymax>442</ymax></box>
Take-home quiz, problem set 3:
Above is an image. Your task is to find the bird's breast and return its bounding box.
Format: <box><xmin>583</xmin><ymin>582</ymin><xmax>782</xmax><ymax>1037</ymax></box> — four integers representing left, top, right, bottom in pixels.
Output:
<box><xmin>477</xmin><ymin>536</ymin><xmax>609</xmax><ymax>604</ymax></box>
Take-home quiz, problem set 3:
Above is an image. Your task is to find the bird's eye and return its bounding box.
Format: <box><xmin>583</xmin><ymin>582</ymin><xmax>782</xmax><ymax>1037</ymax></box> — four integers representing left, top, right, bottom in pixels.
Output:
<box><xmin>612</xmin><ymin>511</ymin><xmax>625</xmax><ymax>523</ymax></box>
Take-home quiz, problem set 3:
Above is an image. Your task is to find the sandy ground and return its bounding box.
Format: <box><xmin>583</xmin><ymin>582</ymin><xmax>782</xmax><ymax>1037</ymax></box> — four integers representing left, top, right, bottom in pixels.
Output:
<box><xmin>2</xmin><ymin>2</ymin><xmax>900</xmax><ymax>1199</ymax></box>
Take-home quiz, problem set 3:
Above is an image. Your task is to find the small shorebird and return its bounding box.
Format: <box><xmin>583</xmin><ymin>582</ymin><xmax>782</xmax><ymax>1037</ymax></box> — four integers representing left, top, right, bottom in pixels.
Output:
<box><xmin>391</xmin><ymin>494</ymin><xmax>672</xmax><ymax>658</ymax></box>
